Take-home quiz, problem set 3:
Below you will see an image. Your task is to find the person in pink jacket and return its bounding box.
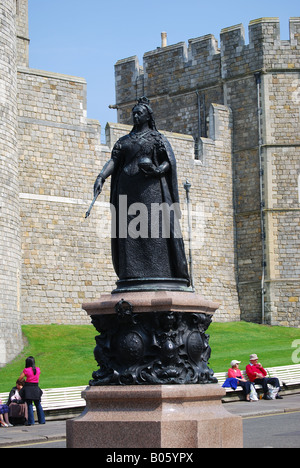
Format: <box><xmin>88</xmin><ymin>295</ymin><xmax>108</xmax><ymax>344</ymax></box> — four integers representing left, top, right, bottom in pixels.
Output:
<box><xmin>19</xmin><ymin>356</ymin><xmax>45</xmax><ymax>425</ymax></box>
<box><xmin>228</xmin><ymin>360</ymin><xmax>252</xmax><ymax>401</ymax></box>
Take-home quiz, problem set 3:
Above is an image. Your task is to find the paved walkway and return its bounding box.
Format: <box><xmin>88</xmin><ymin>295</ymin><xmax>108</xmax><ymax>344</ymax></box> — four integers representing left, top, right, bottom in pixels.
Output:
<box><xmin>0</xmin><ymin>420</ymin><xmax>66</xmax><ymax>448</ymax></box>
<box><xmin>224</xmin><ymin>392</ymin><xmax>300</xmax><ymax>417</ymax></box>
<box><xmin>1</xmin><ymin>393</ymin><xmax>300</xmax><ymax>447</ymax></box>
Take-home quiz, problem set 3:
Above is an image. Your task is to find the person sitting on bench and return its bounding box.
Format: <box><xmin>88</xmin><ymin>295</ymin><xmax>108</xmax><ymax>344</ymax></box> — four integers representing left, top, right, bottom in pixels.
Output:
<box><xmin>227</xmin><ymin>360</ymin><xmax>253</xmax><ymax>401</ymax></box>
<box><xmin>246</xmin><ymin>354</ymin><xmax>283</xmax><ymax>400</ymax></box>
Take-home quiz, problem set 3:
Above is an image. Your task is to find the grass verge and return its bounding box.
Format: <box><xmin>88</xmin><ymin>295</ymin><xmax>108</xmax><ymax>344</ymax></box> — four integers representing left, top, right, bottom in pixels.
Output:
<box><xmin>209</xmin><ymin>321</ymin><xmax>300</xmax><ymax>372</ymax></box>
<box><xmin>0</xmin><ymin>321</ymin><xmax>299</xmax><ymax>392</ymax></box>
<box><xmin>0</xmin><ymin>324</ymin><xmax>96</xmax><ymax>392</ymax></box>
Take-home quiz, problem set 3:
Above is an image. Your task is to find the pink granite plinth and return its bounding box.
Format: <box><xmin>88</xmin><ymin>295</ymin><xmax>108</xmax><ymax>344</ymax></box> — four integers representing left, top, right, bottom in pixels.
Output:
<box><xmin>66</xmin><ymin>384</ymin><xmax>243</xmax><ymax>448</ymax></box>
<box><xmin>82</xmin><ymin>290</ymin><xmax>220</xmax><ymax>316</ymax></box>
<box><xmin>67</xmin><ymin>290</ymin><xmax>242</xmax><ymax>447</ymax></box>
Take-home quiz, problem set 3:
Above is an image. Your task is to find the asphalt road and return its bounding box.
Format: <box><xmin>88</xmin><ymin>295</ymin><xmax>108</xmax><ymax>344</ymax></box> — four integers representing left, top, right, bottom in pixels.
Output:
<box><xmin>243</xmin><ymin>411</ymin><xmax>300</xmax><ymax>448</ymax></box>
<box><xmin>10</xmin><ymin>438</ymin><xmax>66</xmax><ymax>449</ymax></box>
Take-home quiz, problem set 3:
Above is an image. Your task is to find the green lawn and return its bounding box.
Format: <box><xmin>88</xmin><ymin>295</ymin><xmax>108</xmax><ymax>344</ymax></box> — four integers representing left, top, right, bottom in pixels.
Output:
<box><xmin>0</xmin><ymin>321</ymin><xmax>299</xmax><ymax>392</ymax></box>
<box><xmin>0</xmin><ymin>325</ymin><xmax>96</xmax><ymax>392</ymax></box>
<box><xmin>209</xmin><ymin>321</ymin><xmax>300</xmax><ymax>372</ymax></box>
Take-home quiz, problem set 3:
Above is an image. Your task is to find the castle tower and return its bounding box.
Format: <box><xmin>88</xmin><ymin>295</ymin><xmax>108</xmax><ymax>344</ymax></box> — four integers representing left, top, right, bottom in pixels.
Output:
<box><xmin>220</xmin><ymin>18</ymin><xmax>300</xmax><ymax>326</ymax></box>
<box><xmin>115</xmin><ymin>17</ymin><xmax>300</xmax><ymax>326</ymax></box>
<box><xmin>15</xmin><ymin>0</ymin><xmax>30</xmax><ymax>67</ymax></box>
<box><xmin>0</xmin><ymin>0</ymin><xmax>23</xmax><ymax>365</ymax></box>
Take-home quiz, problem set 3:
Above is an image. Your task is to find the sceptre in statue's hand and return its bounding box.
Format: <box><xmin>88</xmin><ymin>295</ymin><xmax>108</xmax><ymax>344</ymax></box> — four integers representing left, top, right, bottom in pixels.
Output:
<box><xmin>85</xmin><ymin>175</ymin><xmax>105</xmax><ymax>218</ymax></box>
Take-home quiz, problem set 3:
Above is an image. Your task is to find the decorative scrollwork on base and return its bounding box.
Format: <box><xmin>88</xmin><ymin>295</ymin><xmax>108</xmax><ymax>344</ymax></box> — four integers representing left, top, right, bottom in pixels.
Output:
<box><xmin>89</xmin><ymin>300</ymin><xmax>217</xmax><ymax>386</ymax></box>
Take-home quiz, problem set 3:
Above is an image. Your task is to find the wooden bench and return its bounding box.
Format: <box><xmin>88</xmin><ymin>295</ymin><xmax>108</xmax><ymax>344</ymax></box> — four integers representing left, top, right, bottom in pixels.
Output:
<box><xmin>1</xmin><ymin>364</ymin><xmax>299</xmax><ymax>412</ymax></box>
<box><xmin>214</xmin><ymin>364</ymin><xmax>300</xmax><ymax>399</ymax></box>
<box><xmin>40</xmin><ymin>386</ymin><xmax>86</xmax><ymax>411</ymax></box>
<box><xmin>0</xmin><ymin>385</ymin><xmax>87</xmax><ymax>414</ymax></box>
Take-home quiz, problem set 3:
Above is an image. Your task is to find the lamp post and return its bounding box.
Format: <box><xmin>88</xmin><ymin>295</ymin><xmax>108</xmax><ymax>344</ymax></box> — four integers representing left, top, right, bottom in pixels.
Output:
<box><xmin>184</xmin><ymin>179</ymin><xmax>195</xmax><ymax>291</ymax></box>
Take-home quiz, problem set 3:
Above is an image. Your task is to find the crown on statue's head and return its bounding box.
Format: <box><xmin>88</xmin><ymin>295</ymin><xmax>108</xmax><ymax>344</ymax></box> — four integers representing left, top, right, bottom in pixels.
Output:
<box><xmin>137</xmin><ymin>96</ymin><xmax>150</xmax><ymax>106</ymax></box>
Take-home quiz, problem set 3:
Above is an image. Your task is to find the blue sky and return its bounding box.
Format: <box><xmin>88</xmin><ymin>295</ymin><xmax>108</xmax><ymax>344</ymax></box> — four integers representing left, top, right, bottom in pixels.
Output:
<box><xmin>28</xmin><ymin>0</ymin><xmax>299</xmax><ymax>136</ymax></box>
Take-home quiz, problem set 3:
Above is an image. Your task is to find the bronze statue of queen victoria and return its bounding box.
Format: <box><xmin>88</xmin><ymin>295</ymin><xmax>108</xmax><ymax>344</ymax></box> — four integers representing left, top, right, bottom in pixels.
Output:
<box><xmin>93</xmin><ymin>97</ymin><xmax>190</xmax><ymax>292</ymax></box>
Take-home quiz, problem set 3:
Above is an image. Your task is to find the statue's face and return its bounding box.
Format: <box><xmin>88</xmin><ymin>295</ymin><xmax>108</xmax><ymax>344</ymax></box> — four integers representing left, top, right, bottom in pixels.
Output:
<box><xmin>132</xmin><ymin>105</ymin><xmax>149</xmax><ymax>127</ymax></box>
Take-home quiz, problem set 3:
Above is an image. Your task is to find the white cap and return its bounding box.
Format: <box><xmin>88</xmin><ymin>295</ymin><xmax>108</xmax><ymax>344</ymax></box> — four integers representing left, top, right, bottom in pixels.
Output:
<box><xmin>230</xmin><ymin>360</ymin><xmax>241</xmax><ymax>366</ymax></box>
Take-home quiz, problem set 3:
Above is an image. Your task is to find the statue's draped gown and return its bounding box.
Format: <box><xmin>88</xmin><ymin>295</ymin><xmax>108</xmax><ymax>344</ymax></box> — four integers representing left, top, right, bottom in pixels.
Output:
<box><xmin>109</xmin><ymin>128</ymin><xmax>189</xmax><ymax>285</ymax></box>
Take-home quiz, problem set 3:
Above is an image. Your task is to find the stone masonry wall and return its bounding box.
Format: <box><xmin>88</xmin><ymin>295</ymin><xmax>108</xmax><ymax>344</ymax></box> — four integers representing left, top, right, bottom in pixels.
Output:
<box><xmin>0</xmin><ymin>0</ymin><xmax>23</xmax><ymax>365</ymax></box>
<box><xmin>17</xmin><ymin>67</ymin><xmax>115</xmax><ymax>323</ymax></box>
<box><xmin>221</xmin><ymin>18</ymin><xmax>300</xmax><ymax>324</ymax></box>
<box><xmin>262</xmin><ymin>24</ymin><xmax>300</xmax><ymax>325</ymax></box>
<box><xmin>16</xmin><ymin>0</ymin><xmax>29</xmax><ymax>67</ymax></box>
<box><xmin>115</xmin><ymin>35</ymin><xmax>223</xmax><ymax>142</ymax></box>
<box><xmin>194</xmin><ymin>104</ymin><xmax>240</xmax><ymax>321</ymax></box>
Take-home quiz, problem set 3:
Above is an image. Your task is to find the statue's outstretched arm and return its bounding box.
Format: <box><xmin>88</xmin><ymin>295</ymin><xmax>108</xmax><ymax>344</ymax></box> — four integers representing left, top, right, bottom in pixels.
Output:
<box><xmin>94</xmin><ymin>159</ymin><xmax>115</xmax><ymax>197</ymax></box>
<box><xmin>85</xmin><ymin>159</ymin><xmax>116</xmax><ymax>218</ymax></box>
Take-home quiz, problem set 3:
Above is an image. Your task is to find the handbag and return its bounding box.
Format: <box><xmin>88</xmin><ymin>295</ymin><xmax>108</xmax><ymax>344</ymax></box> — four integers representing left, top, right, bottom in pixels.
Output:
<box><xmin>249</xmin><ymin>383</ymin><xmax>258</xmax><ymax>401</ymax></box>
<box><xmin>267</xmin><ymin>384</ymin><xmax>279</xmax><ymax>400</ymax></box>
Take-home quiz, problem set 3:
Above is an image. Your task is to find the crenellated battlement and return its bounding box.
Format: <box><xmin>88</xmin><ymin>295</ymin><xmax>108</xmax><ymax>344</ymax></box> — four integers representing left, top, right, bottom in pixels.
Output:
<box><xmin>221</xmin><ymin>17</ymin><xmax>300</xmax><ymax>49</ymax></box>
<box><xmin>116</xmin><ymin>17</ymin><xmax>300</xmax><ymax>112</ymax></box>
<box><xmin>142</xmin><ymin>38</ymin><xmax>221</xmax><ymax>100</ymax></box>
<box><xmin>221</xmin><ymin>17</ymin><xmax>300</xmax><ymax>78</ymax></box>
<box><xmin>115</xmin><ymin>35</ymin><xmax>222</xmax><ymax>109</ymax></box>
<box><xmin>290</xmin><ymin>17</ymin><xmax>300</xmax><ymax>43</ymax></box>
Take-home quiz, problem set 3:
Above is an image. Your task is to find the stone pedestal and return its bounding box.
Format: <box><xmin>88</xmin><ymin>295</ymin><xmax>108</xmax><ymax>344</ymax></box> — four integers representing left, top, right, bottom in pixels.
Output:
<box><xmin>66</xmin><ymin>384</ymin><xmax>243</xmax><ymax>448</ymax></box>
<box><xmin>66</xmin><ymin>290</ymin><xmax>243</xmax><ymax>448</ymax></box>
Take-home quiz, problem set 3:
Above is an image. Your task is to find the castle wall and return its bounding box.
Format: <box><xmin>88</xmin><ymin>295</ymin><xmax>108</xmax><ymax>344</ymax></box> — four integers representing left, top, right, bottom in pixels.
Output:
<box><xmin>13</xmin><ymin>0</ymin><xmax>239</xmax><ymax>325</ymax></box>
<box><xmin>17</xmin><ymin>68</ymin><xmax>117</xmax><ymax>323</ymax></box>
<box><xmin>115</xmin><ymin>35</ymin><xmax>223</xmax><ymax>141</ymax></box>
<box><xmin>194</xmin><ymin>104</ymin><xmax>240</xmax><ymax>321</ymax></box>
<box><xmin>220</xmin><ymin>19</ymin><xmax>300</xmax><ymax>324</ymax></box>
<box><xmin>0</xmin><ymin>0</ymin><xmax>23</xmax><ymax>365</ymax></box>
<box><xmin>7</xmin><ymin>0</ymin><xmax>240</xmax><ymax>327</ymax></box>
<box><xmin>16</xmin><ymin>0</ymin><xmax>29</xmax><ymax>67</ymax></box>
<box><xmin>220</xmin><ymin>23</ymin><xmax>264</xmax><ymax>323</ymax></box>
<box><xmin>262</xmin><ymin>41</ymin><xmax>300</xmax><ymax>325</ymax></box>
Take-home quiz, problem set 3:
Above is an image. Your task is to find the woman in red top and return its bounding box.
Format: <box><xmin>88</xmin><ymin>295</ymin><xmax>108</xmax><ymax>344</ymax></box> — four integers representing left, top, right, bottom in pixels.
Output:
<box><xmin>245</xmin><ymin>354</ymin><xmax>282</xmax><ymax>400</ymax></box>
<box><xmin>19</xmin><ymin>356</ymin><xmax>45</xmax><ymax>426</ymax></box>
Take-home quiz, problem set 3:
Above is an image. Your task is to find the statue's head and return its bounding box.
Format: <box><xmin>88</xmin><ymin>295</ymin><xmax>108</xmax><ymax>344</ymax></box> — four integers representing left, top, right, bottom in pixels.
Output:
<box><xmin>132</xmin><ymin>96</ymin><xmax>157</xmax><ymax>131</ymax></box>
